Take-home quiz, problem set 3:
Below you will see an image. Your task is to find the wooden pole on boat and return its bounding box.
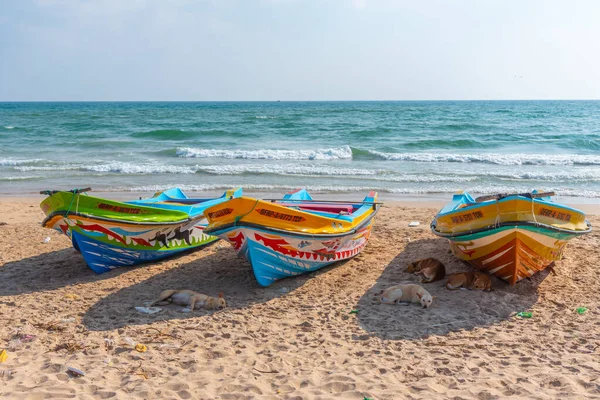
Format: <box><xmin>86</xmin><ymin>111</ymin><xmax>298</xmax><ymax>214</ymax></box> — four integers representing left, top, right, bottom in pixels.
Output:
<box><xmin>475</xmin><ymin>191</ymin><xmax>555</xmax><ymax>203</ymax></box>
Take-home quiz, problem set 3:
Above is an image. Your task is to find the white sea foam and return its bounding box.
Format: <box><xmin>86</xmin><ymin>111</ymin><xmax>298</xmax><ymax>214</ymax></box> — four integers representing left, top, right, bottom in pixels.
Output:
<box><xmin>84</xmin><ymin>162</ymin><xmax>197</xmax><ymax>174</ymax></box>
<box><xmin>498</xmin><ymin>170</ymin><xmax>600</xmax><ymax>182</ymax></box>
<box><xmin>176</xmin><ymin>146</ymin><xmax>353</xmax><ymax>160</ymax></box>
<box><xmin>110</xmin><ymin>184</ymin><xmax>600</xmax><ymax>198</ymax></box>
<box><xmin>369</xmin><ymin>151</ymin><xmax>600</xmax><ymax>166</ymax></box>
<box><xmin>3</xmin><ymin>126</ymin><xmax>14</xmax><ymax>129</ymax></box>
<box><xmin>195</xmin><ymin>164</ymin><xmax>379</xmax><ymax>176</ymax></box>
<box><xmin>15</xmin><ymin>162</ymin><xmax>197</xmax><ymax>174</ymax></box>
<box><xmin>195</xmin><ymin>164</ymin><xmax>478</xmax><ymax>182</ymax></box>
<box><xmin>0</xmin><ymin>175</ymin><xmax>39</xmax><ymax>181</ymax></box>
<box><xmin>0</xmin><ymin>158</ymin><xmax>44</xmax><ymax>166</ymax></box>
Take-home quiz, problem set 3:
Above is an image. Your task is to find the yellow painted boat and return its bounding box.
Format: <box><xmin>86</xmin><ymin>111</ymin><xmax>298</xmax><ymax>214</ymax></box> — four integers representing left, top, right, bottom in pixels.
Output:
<box><xmin>204</xmin><ymin>189</ymin><xmax>380</xmax><ymax>286</ymax></box>
<box><xmin>431</xmin><ymin>191</ymin><xmax>592</xmax><ymax>285</ymax></box>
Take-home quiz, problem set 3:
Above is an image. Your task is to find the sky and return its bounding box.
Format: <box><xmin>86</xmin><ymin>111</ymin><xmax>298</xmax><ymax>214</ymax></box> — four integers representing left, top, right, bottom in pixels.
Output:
<box><xmin>1</xmin><ymin>0</ymin><xmax>599</xmax><ymax>101</ymax></box>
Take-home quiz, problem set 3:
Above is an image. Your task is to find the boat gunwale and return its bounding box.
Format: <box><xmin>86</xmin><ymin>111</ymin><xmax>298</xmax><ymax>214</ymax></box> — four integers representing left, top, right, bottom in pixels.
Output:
<box><xmin>437</xmin><ymin>194</ymin><xmax>587</xmax><ymax>217</ymax></box>
<box><xmin>205</xmin><ymin>206</ymin><xmax>379</xmax><ymax>239</ymax></box>
<box><xmin>42</xmin><ymin>210</ymin><xmax>199</xmax><ymax>228</ymax></box>
<box><xmin>430</xmin><ymin>219</ymin><xmax>592</xmax><ymax>239</ymax></box>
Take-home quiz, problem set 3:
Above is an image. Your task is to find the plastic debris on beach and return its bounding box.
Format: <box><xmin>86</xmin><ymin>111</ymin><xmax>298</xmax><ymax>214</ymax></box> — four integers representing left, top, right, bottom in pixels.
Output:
<box><xmin>8</xmin><ymin>339</ymin><xmax>22</xmax><ymax>351</ymax></box>
<box><xmin>349</xmin><ymin>309</ymin><xmax>359</xmax><ymax>314</ymax></box>
<box><xmin>18</xmin><ymin>334</ymin><xmax>36</xmax><ymax>343</ymax></box>
<box><xmin>0</xmin><ymin>349</ymin><xmax>8</xmax><ymax>363</ymax></box>
<box><xmin>516</xmin><ymin>312</ymin><xmax>532</xmax><ymax>318</ymax></box>
<box><xmin>135</xmin><ymin>343</ymin><xmax>148</xmax><ymax>353</ymax></box>
<box><xmin>135</xmin><ymin>306</ymin><xmax>162</xmax><ymax>315</ymax></box>
<box><xmin>42</xmin><ymin>237</ymin><xmax>51</xmax><ymax>243</ymax></box>
<box><xmin>279</xmin><ymin>287</ymin><xmax>290</xmax><ymax>294</ymax></box>
<box><xmin>408</xmin><ymin>221</ymin><xmax>420</xmax><ymax>227</ymax></box>
<box><xmin>576</xmin><ymin>307</ymin><xmax>588</xmax><ymax>315</ymax></box>
<box><xmin>67</xmin><ymin>367</ymin><xmax>85</xmax><ymax>377</ymax></box>
<box><xmin>0</xmin><ymin>370</ymin><xmax>13</xmax><ymax>378</ymax></box>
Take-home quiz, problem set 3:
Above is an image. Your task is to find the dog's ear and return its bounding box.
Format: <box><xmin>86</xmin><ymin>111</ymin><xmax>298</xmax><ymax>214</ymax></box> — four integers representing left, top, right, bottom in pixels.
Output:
<box><xmin>416</xmin><ymin>292</ymin><xmax>422</xmax><ymax>299</ymax></box>
<box><xmin>218</xmin><ymin>292</ymin><xmax>224</xmax><ymax>298</ymax></box>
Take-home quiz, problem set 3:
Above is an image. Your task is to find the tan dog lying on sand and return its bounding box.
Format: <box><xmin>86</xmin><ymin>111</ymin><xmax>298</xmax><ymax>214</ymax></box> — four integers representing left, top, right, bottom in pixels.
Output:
<box><xmin>379</xmin><ymin>284</ymin><xmax>434</xmax><ymax>308</ymax></box>
<box><xmin>406</xmin><ymin>258</ymin><xmax>446</xmax><ymax>283</ymax></box>
<box><xmin>445</xmin><ymin>272</ymin><xmax>492</xmax><ymax>291</ymax></box>
<box><xmin>148</xmin><ymin>290</ymin><xmax>227</xmax><ymax>311</ymax></box>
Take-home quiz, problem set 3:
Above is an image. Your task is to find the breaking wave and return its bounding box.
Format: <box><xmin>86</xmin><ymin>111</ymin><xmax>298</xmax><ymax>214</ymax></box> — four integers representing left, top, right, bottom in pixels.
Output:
<box><xmin>107</xmin><ymin>184</ymin><xmax>600</xmax><ymax>198</ymax></box>
<box><xmin>176</xmin><ymin>146</ymin><xmax>354</xmax><ymax>160</ymax></box>
<box><xmin>367</xmin><ymin>151</ymin><xmax>600</xmax><ymax>166</ymax></box>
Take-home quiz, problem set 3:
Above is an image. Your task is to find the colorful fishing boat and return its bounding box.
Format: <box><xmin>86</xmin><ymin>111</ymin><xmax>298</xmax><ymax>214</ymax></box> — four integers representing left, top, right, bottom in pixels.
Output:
<box><xmin>431</xmin><ymin>191</ymin><xmax>592</xmax><ymax>285</ymax></box>
<box><xmin>40</xmin><ymin>187</ymin><xmax>242</xmax><ymax>273</ymax></box>
<box><xmin>203</xmin><ymin>189</ymin><xmax>380</xmax><ymax>287</ymax></box>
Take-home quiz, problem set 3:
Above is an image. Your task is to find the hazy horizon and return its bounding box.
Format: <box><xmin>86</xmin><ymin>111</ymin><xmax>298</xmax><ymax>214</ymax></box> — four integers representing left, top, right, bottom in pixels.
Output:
<box><xmin>2</xmin><ymin>0</ymin><xmax>599</xmax><ymax>102</ymax></box>
<box><xmin>2</xmin><ymin>99</ymin><xmax>600</xmax><ymax>103</ymax></box>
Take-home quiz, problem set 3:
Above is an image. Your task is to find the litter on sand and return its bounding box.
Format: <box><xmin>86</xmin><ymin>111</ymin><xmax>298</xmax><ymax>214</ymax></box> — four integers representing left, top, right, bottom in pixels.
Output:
<box><xmin>67</xmin><ymin>367</ymin><xmax>85</xmax><ymax>377</ymax></box>
<box><xmin>135</xmin><ymin>344</ymin><xmax>148</xmax><ymax>353</ymax></box>
<box><xmin>349</xmin><ymin>309</ymin><xmax>359</xmax><ymax>314</ymax></box>
<box><xmin>408</xmin><ymin>221</ymin><xmax>420</xmax><ymax>227</ymax></box>
<box><xmin>0</xmin><ymin>349</ymin><xmax>8</xmax><ymax>363</ymax></box>
<box><xmin>576</xmin><ymin>307</ymin><xmax>588</xmax><ymax>315</ymax></box>
<box><xmin>135</xmin><ymin>306</ymin><xmax>162</xmax><ymax>314</ymax></box>
<box><xmin>516</xmin><ymin>312</ymin><xmax>533</xmax><ymax>318</ymax></box>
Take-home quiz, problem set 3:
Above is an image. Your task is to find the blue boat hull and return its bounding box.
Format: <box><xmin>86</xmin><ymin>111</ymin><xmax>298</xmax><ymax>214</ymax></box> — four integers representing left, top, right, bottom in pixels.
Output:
<box><xmin>246</xmin><ymin>238</ymin><xmax>332</xmax><ymax>287</ymax></box>
<box><xmin>215</xmin><ymin>225</ymin><xmax>373</xmax><ymax>287</ymax></box>
<box><xmin>72</xmin><ymin>230</ymin><xmax>212</xmax><ymax>273</ymax></box>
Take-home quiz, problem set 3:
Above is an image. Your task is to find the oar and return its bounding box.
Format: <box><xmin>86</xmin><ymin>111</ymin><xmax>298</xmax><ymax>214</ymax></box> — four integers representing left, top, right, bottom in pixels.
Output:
<box><xmin>475</xmin><ymin>191</ymin><xmax>555</xmax><ymax>203</ymax></box>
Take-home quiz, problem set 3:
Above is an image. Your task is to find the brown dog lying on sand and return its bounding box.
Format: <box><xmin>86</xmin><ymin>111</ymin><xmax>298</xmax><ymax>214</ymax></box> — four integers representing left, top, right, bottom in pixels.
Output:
<box><xmin>379</xmin><ymin>284</ymin><xmax>434</xmax><ymax>308</ymax></box>
<box><xmin>445</xmin><ymin>272</ymin><xmax>492</xmax><ymax>291</ymax></box>
<box><xmin>406</xmin><ymin>258</ymin><xmax>446</xmax><ymax>283</ymax></box>
<box><xmin>148</xmin><ymin>290</ymin><xmax>227</xmax><ymax>311</ymax></box>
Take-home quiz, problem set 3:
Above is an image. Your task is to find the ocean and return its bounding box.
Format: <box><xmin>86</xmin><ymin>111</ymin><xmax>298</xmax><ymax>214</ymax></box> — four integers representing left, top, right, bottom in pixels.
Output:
<box><xmin>1</xmin><ymin>101</ymin><xmax>600</xmax><ymax>200</ymax></box>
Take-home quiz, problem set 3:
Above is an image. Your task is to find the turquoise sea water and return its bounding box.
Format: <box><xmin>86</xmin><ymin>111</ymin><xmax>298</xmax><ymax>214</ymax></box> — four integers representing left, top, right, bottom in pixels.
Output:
<box><xmin>1</xmin><ymin>101</ymin><xmax>600</xmax><ymax>199</ymax></box>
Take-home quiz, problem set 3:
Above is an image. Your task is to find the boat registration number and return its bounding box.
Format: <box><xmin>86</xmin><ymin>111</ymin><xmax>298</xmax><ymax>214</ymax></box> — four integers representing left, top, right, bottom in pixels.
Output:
<box><xmin>451</xmin><ymin>211</ymin><xmax>484</xmax><ymax>224</ymax></box>
<box><xmin>256</xmin><ymin>209</ymin><xmax>306</xmax><ymax>223</ymax></box>
<box><xmin>539</xmin><ymin>208</ymin><xmax>571</xmax><ymax>222</ymax></box>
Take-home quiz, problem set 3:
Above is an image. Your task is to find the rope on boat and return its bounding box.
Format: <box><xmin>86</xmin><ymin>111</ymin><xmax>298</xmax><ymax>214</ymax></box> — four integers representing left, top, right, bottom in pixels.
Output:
<box><xmin>531</xmin><ymin>197</ymin><xmax>538</xmax><ymax>226</ymax></box>
<box><xmin>494</xmin><ymin>201</ymin><xmax>501</xmax><ymax>228</ymax></box>
<box><xmin>233</xmin><ymin>199</ymin><xmax>260</xmax><ymax>226</ymax></box>
<box><xmin>63</xmin><ymin>188</ymin><xmax>90</xmax><ymax>221</ymax></box>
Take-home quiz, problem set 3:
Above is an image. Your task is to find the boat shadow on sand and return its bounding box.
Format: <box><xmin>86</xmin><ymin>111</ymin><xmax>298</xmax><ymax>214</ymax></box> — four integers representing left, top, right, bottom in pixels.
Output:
<box><xmin>0</xmin><ymin>245</ymin><xmax>217</xmax><ymax>297</ymax></box>
<box><xmin>0</xmin><ymin>247</ymin><xmax>123</xmax><ymax>297</ymax></box>
<box><xmin>355</xmin><ymin>237</ymin><xmax>551</xmax><ymax>340</ymax></box>
<box><xmin>82</xmin><ymin>246</ymin><xmax>315</xmax><ymax>331</ymax></box>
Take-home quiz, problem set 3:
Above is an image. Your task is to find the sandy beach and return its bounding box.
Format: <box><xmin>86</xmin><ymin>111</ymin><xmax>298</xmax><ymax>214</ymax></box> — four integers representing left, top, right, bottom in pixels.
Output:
<box><xmin>1</xmin><ymin>197</ymin><xmax>599</xmax><ymax>400</ymax></box>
